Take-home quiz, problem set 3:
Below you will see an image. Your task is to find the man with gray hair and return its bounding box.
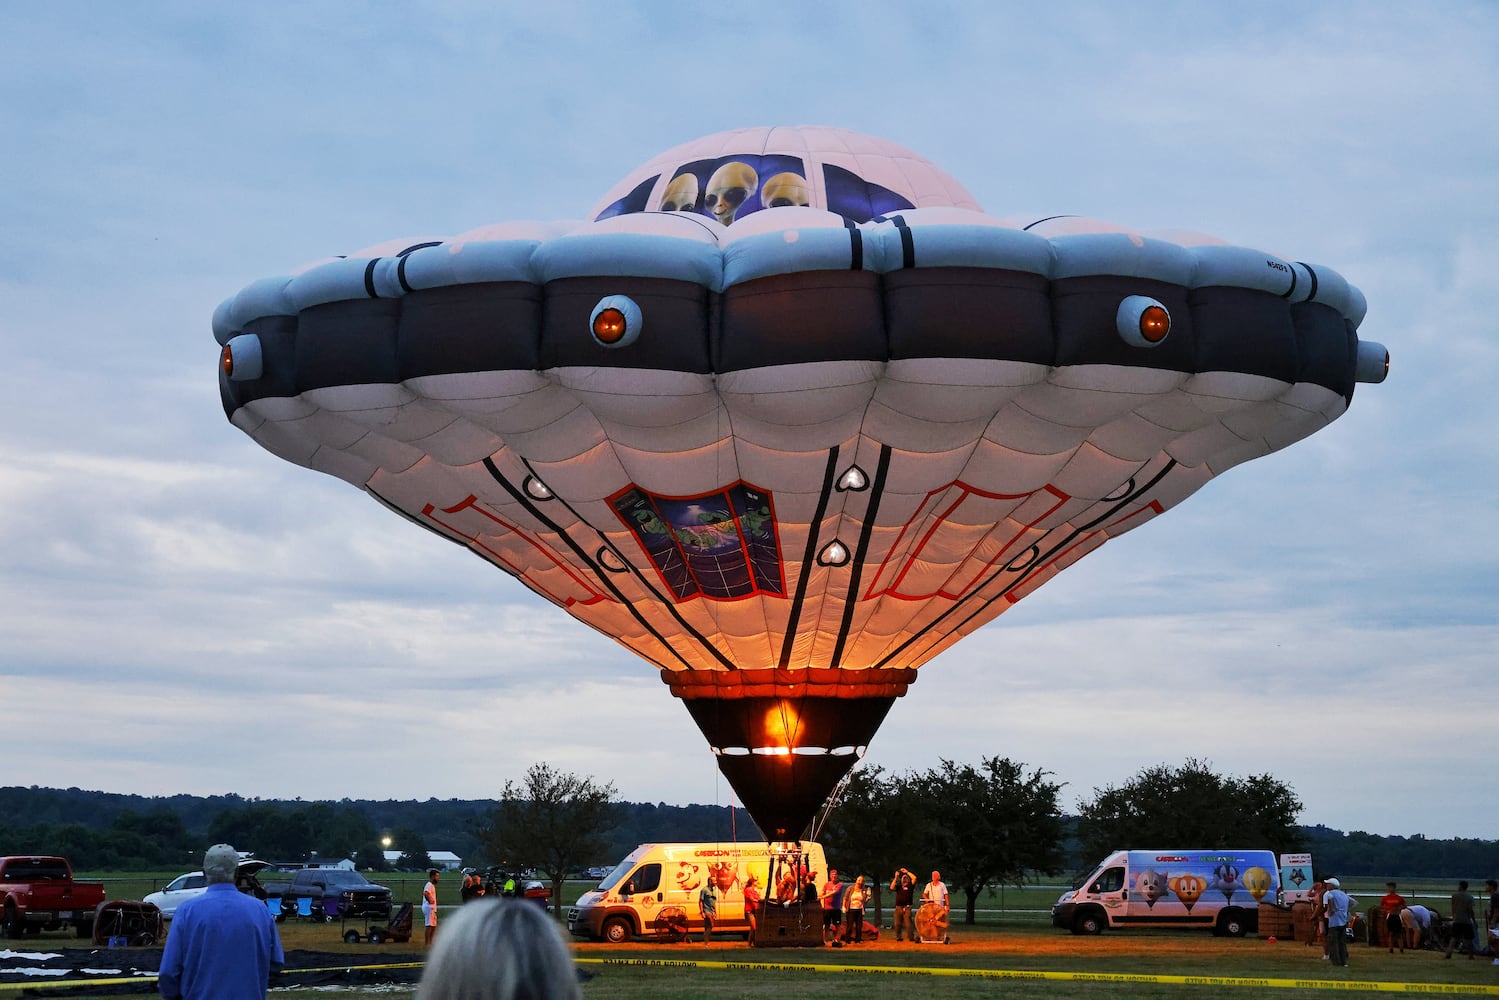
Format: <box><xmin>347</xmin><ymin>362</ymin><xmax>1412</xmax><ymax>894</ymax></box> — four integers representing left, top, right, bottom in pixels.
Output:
<box><xmin>158</xmin><ymin>844</ymin><xmax>283</xmax><ymax>1000</ymax></box>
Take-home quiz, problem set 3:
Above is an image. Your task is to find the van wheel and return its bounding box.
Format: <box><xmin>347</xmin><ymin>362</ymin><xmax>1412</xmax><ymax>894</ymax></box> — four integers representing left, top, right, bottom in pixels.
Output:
<box><xmin>1218</xmin><ymin>909</ymin><xmax>1248</xmax><ymax>937</ymax></box>
<box><xmin>1073</xmin><ymin>911</ymin><xmax>1105</xmax><ymax>935</ymax></box>
<box><xmin>602</xmin><ymin>917</ymin><xmax>632</xmax><ymax>944</ymax></box>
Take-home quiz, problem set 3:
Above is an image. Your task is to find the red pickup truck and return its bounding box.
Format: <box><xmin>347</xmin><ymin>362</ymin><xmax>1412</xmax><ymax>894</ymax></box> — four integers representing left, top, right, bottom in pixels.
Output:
<box><xmin>0</xmin><ymin>856</ymin><xmax>107</xmax><ymax>939</ymax></box>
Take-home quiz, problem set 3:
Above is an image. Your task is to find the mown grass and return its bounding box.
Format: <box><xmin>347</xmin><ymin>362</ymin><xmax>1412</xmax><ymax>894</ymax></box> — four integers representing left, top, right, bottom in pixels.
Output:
<box><xmin>18</xmin><ymin>873</ymin><xmax>1495</xmax><ymax>998</ymax></box>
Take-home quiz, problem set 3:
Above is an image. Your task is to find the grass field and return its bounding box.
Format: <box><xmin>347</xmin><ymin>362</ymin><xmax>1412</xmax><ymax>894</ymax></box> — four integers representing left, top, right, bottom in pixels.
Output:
<box><xmin>9</xmin><ymin>874</ymin><xmax>1492</xmax><ymax>998</ymax></box>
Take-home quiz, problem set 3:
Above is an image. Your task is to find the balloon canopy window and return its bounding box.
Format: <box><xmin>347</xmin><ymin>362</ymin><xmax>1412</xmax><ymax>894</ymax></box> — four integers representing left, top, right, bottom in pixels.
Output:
<box><xmin>213</xmin><ymin>126</ymin><xmax>1388</xmax><ymax>841</ymax></box>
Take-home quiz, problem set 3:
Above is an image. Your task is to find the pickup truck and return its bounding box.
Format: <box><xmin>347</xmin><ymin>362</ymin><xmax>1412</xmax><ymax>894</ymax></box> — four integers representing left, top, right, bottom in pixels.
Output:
<box><xmin>265</xmin><ymin>867</ymin><xmax>392</xmax><ymax>921</ymax></box>
<box><xmin>0</xmin><ymin>856</ymin><xmax>107</xmax><ymax>939</ymax></box>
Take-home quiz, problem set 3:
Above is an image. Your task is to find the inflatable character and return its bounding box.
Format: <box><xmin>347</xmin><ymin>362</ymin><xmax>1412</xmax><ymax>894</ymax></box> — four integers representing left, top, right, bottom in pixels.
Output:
<box><xmin>704</xmin><ymin>160</ymin><xmax>757</xmax><ymax>225</ymax></box>
<box><xmin>760</xmin><ymin>171</ymin><xmax>809</xmax><ymax>208</ymax></box>
<box><xmin>660</xmin><ymin>172</ymin><xmax>699</xmax><ymax>212</ymax></box>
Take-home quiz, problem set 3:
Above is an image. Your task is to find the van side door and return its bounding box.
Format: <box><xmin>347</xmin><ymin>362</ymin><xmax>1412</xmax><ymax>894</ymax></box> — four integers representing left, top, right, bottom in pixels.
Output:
<box><xmin>1090</xmin><ymin>866</ymin><xmax>1128</xmax><ymax>924</ymax></box>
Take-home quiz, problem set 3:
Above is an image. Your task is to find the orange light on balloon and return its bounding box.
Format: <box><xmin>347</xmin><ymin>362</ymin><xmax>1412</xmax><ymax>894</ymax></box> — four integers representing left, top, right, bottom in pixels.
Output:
<box><xmin>592</xmin><ymin>308</ymin><xmax>627</xmax><ymax>343</ymax></box>
<box><xmin>1117</xmin><ymin>295</ymin><xmax>1170</xmax><ymax>348</ymax></box>
<box><xmin>219</xmin><ymin>334</ymin><xmax>262</xmax><ymax>382</ymax></box>
<box><xmin>589</xmin><ymin>295</ymin><xmax>642</xmax><ymax>347</ymax></box>
<box><xmin>1139</xmin><ymin>305</ymin><xmax>1170</xmax><ymax>343</ymax></box>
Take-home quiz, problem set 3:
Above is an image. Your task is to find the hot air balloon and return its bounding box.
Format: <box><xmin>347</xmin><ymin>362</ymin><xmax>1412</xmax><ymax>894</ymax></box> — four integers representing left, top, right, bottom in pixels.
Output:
<box><xmin>213</xmin><ymin>126</ymin><xmax>1388</xmax><ymax>841</ymax></box>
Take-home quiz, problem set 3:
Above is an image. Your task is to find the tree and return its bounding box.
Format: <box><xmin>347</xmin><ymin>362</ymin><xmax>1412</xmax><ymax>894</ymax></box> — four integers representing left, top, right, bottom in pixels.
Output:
<box><xmin>1074</xmin><ymin>758</ymin><xmax>1304</xmax><ymax>862</ymax></box>
<box><xmin>479</xmin><ymin>763</ymin><xmax>617</xmax><ymax>918</ymax></box>
<box><xmin>355</xmin><ymin>843</ymin><xmax>389</xmax><ymax>872</ymax></box>
<box><xmin>816</xmin><ymin>765</ymin><xmax>926</xmax><ymax>921</ymax></box>
<box><xmin>394</xmin><ymin>827</ymin><xmax>433</xmax><ymax>872</ymax></box>
<box><xmin>907</xmin><ymin>757</ymin><xmax>1066</xmax><ymax>924</ymax></box>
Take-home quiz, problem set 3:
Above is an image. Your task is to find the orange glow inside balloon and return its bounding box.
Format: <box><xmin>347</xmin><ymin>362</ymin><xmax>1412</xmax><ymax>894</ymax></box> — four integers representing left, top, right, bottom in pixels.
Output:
<box><xmin>592</xmin><ymin>307</ymin><xmax>627</xmax><ymax>343</ymax></box>
<box><xmin>1140</xmin><ymin>304</ymin><xmax>1170</xmax><ymax>342</ymax></box>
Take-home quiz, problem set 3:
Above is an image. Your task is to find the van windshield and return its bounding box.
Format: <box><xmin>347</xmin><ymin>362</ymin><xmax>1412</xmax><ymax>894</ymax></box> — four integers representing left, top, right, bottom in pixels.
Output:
<box><xmin>597</xmin><ymin>860</ymin><xmax>634</xmax><ymax>892</ymax></box>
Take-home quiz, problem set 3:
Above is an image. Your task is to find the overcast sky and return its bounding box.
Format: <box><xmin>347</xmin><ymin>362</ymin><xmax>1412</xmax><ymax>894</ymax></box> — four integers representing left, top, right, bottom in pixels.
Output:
<box><xmin>3</xmin><ymin>3</ymin><xmax>1495</xmax><ymax>844</ymax></box>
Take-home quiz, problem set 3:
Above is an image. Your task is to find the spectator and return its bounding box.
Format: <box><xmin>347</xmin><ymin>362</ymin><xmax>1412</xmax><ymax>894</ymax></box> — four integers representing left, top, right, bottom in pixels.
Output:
<box><xmin>1324</xmin><ymin>878</ymin><xmax>1354</xmax><ymax>967</ymax></box>
<box><xmin>416</xmin><ymin>897</ymin><xmax>580</xmax><ymax>1000</ymax></box>
<box><xmin>819</xmin><ymin>869</ymin><xmax>845</xmax><ymax>945</ymax></box>
<box><xmin>1309</xmin><ymin>876</ymin><xmax>1329</xmax><ymax>959</ymax></box>
<box><xmin>423</xmin><ymin>868</ymin><xmax>441</xmax><ymax>946</ymax></box>
<box><xmin>1400</xmin><ymin>902</ymin><xmax>1432</xmax><ymax>950</ymax></box>
<box><xmin>921</xmin><ymin>870</ymin><xmax>951</xmax><ymax>945</ymax></box>
<box><xmin>742</xmin><ymin>874</ymin><xmax>762</xmax><ymax>947</ymax></box>
<box><xmin>1444</xmin><ymin>880</ymin><xmax>1476</xmax><ymax>959</ymax></box>
<box><xmin>1487</xmin><ymin>878</ymin><xmax>1499</xmax><ymax>963</ymax></box>
<box><xmin>698</xmin><ymin>876</ymin><xmax>718</xmax><ymax>946</ymax></box>
<box><xmin>1380</xmin><ymin>882</ymin><xmax>1406</xmax><ymax>953</ymax></box>
<box><xmin>158</xmin><ymin>844</ymin><xmax>284</xmax><ymax>1000</ymax></box>
<box><xmin>889</xmin><ymin>867</ymin><xmax>916</xmax><ymax>943</ymax></box>
<box><xmin>842</xmin><ymin>876</ymin><xmax>867</xmax><ymax>944</ymax></box>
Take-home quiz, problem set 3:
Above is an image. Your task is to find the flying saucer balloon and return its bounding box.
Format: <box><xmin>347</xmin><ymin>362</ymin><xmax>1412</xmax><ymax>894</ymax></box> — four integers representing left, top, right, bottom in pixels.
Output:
<box><xmin>213</xmin><ymin>126</ymin><xmax>1388</xmax><ymax>840</ymax></box>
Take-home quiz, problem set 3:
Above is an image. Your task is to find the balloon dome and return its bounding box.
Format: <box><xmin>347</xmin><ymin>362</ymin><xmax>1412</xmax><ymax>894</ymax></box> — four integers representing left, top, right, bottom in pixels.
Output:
<box><xmin>214</xmin><ymin>126</ymin><xmax>1388</xmax><ymax>840</ymax></box>
<box><xmin>589</xmin><ymin>125</ymin><xmax>982</xmax><ymax>223</ymax></box>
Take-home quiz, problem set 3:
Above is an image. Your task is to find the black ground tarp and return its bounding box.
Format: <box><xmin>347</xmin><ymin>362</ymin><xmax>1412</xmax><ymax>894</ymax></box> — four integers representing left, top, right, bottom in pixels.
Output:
<box><xmin>0</xmin><ymin>947</ymin><xmax>425</xmax><ymax>996</ymax></box>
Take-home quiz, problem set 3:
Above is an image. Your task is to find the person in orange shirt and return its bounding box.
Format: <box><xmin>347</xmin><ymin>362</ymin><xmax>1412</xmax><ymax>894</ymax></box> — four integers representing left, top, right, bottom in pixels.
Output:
<box><xmin>1380</xmin><ymin>882</ymin><xmax>1406</xmax><ymax>953</ymax></box>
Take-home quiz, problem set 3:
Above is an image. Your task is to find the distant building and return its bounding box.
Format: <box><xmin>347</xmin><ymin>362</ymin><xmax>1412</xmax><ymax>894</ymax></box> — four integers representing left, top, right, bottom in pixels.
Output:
<box><xmin>383</xmin><ymin>850</ymin><xmax>462</xmax><ymax>871</ymax></box>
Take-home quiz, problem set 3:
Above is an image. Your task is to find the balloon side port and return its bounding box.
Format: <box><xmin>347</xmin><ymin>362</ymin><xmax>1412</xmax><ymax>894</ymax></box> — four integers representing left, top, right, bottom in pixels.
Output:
<box><xmin>590</xmin><ymin>295</ymin><xmax>643</xmax><ymax>348</ymax></box>
<box><xmin>1355</xmin><ymin>340</ymin><xmax>1390</xmax><ymax>383</ymax></box>
<box><xmin>1116</xmin><ymin>296</ymin><xmax>1170</xmax><ymax>348</ymax></box>
<box><xmin>220</xmin><ymin>334</ymin><xmax>264</xmax><ymax>381</ymax></box>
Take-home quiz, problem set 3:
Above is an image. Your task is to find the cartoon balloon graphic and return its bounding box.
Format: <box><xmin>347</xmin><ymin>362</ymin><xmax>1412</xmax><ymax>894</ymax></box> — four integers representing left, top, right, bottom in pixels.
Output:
<box><xmin>1212</xmin><ymin>864</ymin><xmax>1242</xmax><ymax>903</ymax></box>
<box><xmin>1136</xmin><ymin>869</ymin><xmax>1169</xmax><ymax>909</ymax></box>
<box><xmin>1244</xmin><ymin>866</ymin><xmax>1273</xmax><ymax>902</ymax></box>
<box><xmin>1170</xmin><ymin>873</ymin><xmax>1207</xmax><ymax>913</ymax></box>
<box><xmin>214</xmin><ymin>125</ymin><xmax>1388</xmax><ymax>841</ymax></box>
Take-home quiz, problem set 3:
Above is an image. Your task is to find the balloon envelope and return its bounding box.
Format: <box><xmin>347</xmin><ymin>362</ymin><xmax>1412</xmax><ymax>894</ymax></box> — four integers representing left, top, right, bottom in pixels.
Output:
<box><xmin>214</xmin><ymin>126</ymin><xmax>1385</xmax><ymax>839</ymax></box>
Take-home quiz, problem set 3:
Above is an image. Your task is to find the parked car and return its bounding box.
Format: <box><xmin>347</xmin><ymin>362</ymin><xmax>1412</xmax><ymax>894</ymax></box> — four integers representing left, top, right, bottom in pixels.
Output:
<box><xmin>143</xmin><ymin>860</ymin><xmax>271</xmax><ymax>919</ymax></box>
<box><xmin>268</xmin><ymin>867</ymin><xmax>392</xmax><ymax>921</ymax></box>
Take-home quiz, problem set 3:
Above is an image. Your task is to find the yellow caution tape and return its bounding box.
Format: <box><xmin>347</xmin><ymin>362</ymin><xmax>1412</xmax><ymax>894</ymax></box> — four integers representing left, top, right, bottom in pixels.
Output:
<box><xmin>578</xmin><ymin>956</ymin><xmax>1499</xmax><ymax>994</ymax></box>
<box><xmin>5</xmin><ymin>956</ymin><xmax>1495</xmax><ymax>995</ymax></box>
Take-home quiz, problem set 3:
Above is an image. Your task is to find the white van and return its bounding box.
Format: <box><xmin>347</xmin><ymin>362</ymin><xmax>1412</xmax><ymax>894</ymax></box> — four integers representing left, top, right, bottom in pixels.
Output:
<box><xmin>567</xmin><ymin>841</ymin><xmax>828</xmax><ymax>943</ymax></box>
<box><xmin>1052</xmin><ymin>849</ymin><xmax>1283</xmax><ymax>936</ymax></box>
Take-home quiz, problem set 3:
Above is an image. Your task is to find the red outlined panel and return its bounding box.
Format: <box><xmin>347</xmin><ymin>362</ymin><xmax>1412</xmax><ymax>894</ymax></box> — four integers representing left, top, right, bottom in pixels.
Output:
<box><xmin>864</xmin><ymin>482</ymin><xmax>1072</xmax><ymax>603</ymax></box>
<box><xmin>422</xmin><ymin>495</ymin><xmax>609</xmax><ymax>608</ymax></box>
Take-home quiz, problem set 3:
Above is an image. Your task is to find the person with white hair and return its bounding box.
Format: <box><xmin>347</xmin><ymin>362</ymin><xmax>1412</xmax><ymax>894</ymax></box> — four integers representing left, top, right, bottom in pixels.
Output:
<box><xmin>416</xmin><ymin>897</ymin><xmax>581</xmax><ymax>1000</ymax></box>
<box><xmin>158</xmin><ymin>844</ymin><xmax>283</xmax><ymax>1000</ymax></box>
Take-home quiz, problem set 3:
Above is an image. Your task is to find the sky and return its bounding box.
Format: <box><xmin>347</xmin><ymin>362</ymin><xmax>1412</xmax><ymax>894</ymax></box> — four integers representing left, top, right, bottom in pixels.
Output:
<box><xmin>3</xmin><ymin>2</ymin><xmax>1496</xmax><ymax>844</ymax></box>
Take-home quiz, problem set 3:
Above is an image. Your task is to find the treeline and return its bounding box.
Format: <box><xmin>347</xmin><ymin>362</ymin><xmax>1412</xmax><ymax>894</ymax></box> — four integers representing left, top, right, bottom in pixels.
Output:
<box><xmin>0</xmin><ymin>786</ymin><xmax>752</xmax><ymax>871</ymax></box>
<box><xmin>1</xmin><ymin>784</ymin><xmax>1493</xmax><ymax>878</ymax></box>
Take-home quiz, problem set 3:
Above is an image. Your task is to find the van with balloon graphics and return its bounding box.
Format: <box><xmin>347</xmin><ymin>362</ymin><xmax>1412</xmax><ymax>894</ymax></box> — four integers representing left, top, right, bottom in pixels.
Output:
<box><xmin>567</xmin><ymin>841</ymin><xmax>828</xmax><ymax>944</ymax></box>
<box><xmin>1052</xmin><ymin>849</ymin><xmax>1281</xmax><ymax>936</ymax></box>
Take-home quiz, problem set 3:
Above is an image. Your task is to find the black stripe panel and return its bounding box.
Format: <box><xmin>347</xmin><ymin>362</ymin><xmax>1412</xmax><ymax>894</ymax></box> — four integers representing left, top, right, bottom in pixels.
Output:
<box><xmin>884</xmin><ymin>267</ymin><xmax>1052</xmax><ymax>364</ymax></box>
<box><xmin>398</xmin><ymin>282</ymin><xmax>541</xmax><ymax>379</ymax></box>
<box><xmin>717</xmin><ymin>270</ymin><xmax>885</xmax><ymax>373</ymax></box>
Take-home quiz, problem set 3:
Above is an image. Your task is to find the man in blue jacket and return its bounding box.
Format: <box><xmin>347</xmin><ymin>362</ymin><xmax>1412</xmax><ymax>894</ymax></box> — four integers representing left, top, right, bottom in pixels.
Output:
<box><xmin>159</xmin><ymin>844</ymin><xmax>284</xmax><ymax>1000</ymax></box>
